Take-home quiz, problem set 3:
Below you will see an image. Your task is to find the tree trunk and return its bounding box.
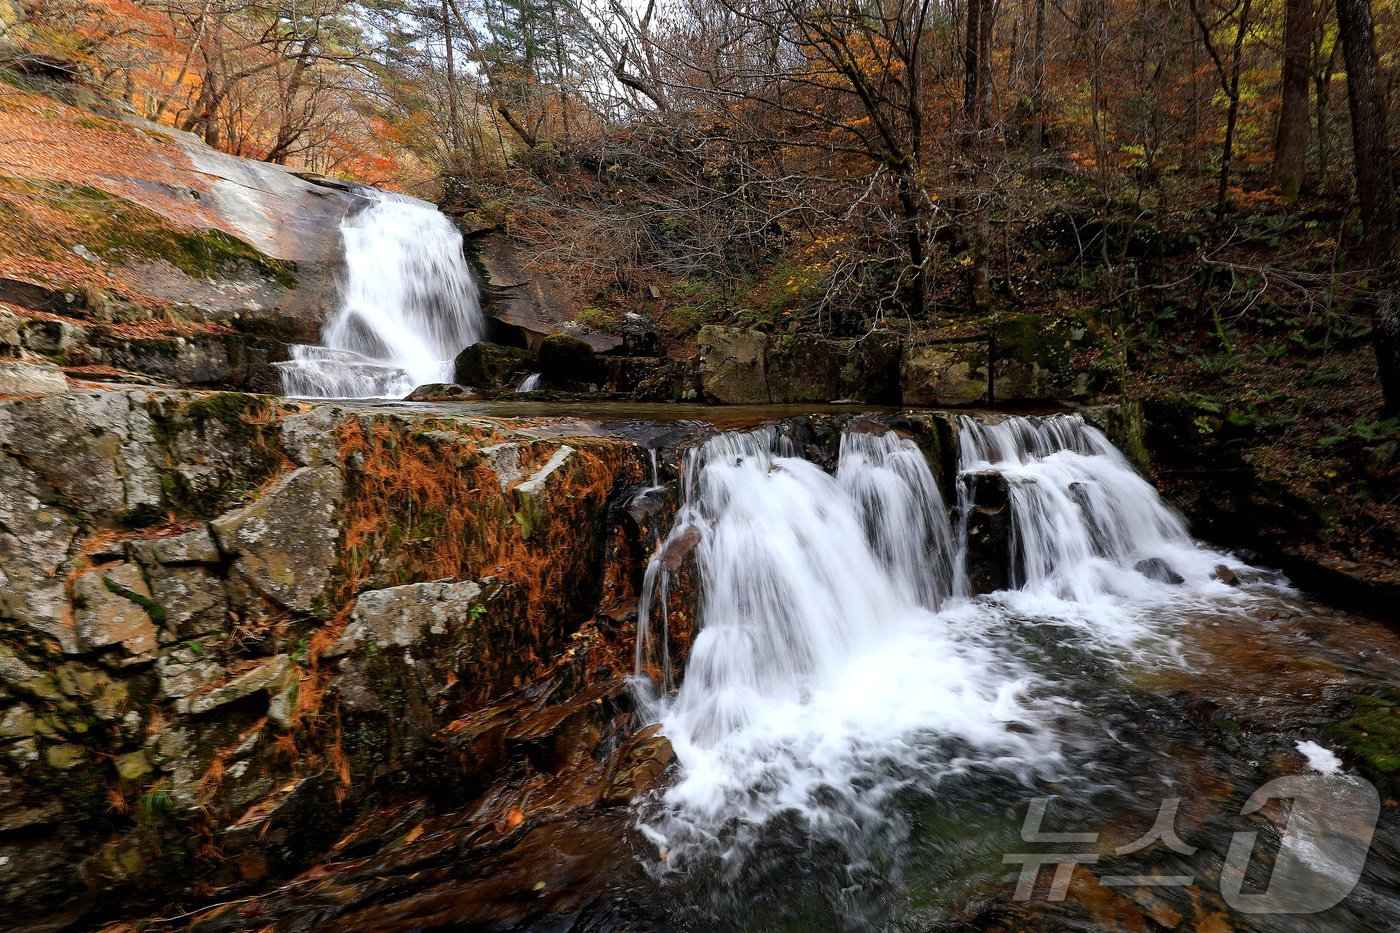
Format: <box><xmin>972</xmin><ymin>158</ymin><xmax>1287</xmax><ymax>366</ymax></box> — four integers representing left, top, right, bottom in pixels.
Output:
<box><xmin>1335</xmin><ymin>0</ymin><xmax>1399</xmax><ymax>410</ymax></box>
<box><xmin>1273</xmin><ymin>0</ymin><xmax>1313</xmax><ymax>201</ymax></box>
<box><xmin>963</xmin><ymin>0</ymin><xmax>993</xmax><ymax>313</ymax></box>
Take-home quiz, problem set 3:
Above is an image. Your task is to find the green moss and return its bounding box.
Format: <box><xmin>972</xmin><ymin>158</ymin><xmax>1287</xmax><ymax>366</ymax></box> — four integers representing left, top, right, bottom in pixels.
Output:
<box><xmin>102</xmin><ymin>576</ymin><xmax>167</xmax><ymax>625</ymax></box>
<box><xmin>0</xmin><ymin>178</ymin><xmax>297</xmax><ymax>287</ymax></box>
<box><xmin>1328</xmin><ymin>695</ymin><xmax>1400</xmax><ymax>790</ymax></box>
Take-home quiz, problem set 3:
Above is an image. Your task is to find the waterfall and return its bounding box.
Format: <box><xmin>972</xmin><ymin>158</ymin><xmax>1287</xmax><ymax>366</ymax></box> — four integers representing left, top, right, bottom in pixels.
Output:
<box><xmin>956</xmin><ymin>414</ymin><xmax>1237</xmax><ymax>604</ymax></box>
<box><xmin>277</xmin><ymin>190</ymin><xmax>485</xmax><ymax>398</ymax></box>
<box><xmin>635</xmin><ymin>424</ymin><xmax>1056</xmax><ymax>870</ymax></box>
<box><xmin>634</xmin><ymin>413</ymin><xmax>1258</xmax><ymax>879</ymax></box>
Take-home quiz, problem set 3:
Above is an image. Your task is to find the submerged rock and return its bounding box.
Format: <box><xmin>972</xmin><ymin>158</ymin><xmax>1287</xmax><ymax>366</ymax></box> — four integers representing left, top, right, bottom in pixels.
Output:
<box><xmin>1135</xmin><ymin>557</ymin><xmax>1186</xmax><ymax>585</ymax></box>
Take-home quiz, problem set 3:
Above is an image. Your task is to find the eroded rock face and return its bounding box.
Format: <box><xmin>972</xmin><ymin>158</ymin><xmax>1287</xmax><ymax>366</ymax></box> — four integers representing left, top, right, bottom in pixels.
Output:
<box><xmin>0</xmin><ymin>387</ymin><xmax>662</xmax><ymax>925</ymax></box>
<box><xmin>0</xmin><ymin>359</ymin><xmax>67</xmax><ymax>395</ymax></box>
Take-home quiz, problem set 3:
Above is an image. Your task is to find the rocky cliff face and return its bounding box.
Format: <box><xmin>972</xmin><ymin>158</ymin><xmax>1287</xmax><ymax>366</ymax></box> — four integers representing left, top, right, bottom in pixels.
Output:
<box><xmin>0</xmin><ymin>387</ymin><xmax>681</xmax><ymax>926</ymax></box>
<box><xmin>0</xmin><ymin>78</ymin><xmax>362</xmax><ymax>393</ymax></box>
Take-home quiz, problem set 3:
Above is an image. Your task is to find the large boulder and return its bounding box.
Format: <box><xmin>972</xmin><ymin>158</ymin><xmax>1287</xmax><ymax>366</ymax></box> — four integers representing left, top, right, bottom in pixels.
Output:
<box><xmin>901</xmin><ymin>340</ymin><xmax>990</xmax><ymax>406</ymax></box>
<box><xmin>453</xmin><ymin>342</ymin><xmax>532</xmax><ymax>389</ymax></box>
<box><xmin>538</xmin><ymin>334</ymin><xmax>602</xmax><ymax>388</ymax></box>
<box><xmin>767</xmin><ymin>334</ymin><xmax>840</xmax><ymax>403</ymax></box>
<box><xmin>698</xmin><ymin>326</ymin><xmax>769</xmax><ymax>404</ymax></box>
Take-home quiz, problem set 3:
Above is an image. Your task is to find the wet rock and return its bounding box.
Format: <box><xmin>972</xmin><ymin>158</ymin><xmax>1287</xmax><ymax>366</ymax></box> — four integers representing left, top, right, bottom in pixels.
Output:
<box><xmin>71</xmin><ymin>562</ymin><xmax>159</xmax><ymax>656</ymax></box>
<box><xmin>660</xmin><ymin>525</ymin><xmax>702</xmax><ymax>570</ymax></box>
<box><xmin>404</xmin><ymin>383</ymin><xmax>479</xmax><ymax>401</ymax></box>
<box><xmin>514</xmin><ymin>445</ymin><xmax>576</xmax><ymax>539</ymax></box>
<box><xmin>538</xmin><ymin>334</ymin><xmax>602</xmax><ymax>388</ymax></box>
<box><xmin>699</xmin><ymin>326</ymin><xmax>768</xmax><ymax>403</ymax></box>
<box><xmin>901</xmin><ymin>341</ymin><xmax>989</xmax><ymax>406</ymax></box>
<box><xmin>602</xmin><ymin>724</ymin><xmax>675</xmax><ymax>806</ymax></box>
<box><xmin>0</xmin><ymin>359</ymin><xmax>67</xmax><ymax>396</ymax></box>
<box><xmin>1135</xmin><ymin>557</ymin><xmax>1185</xmax><ymax>585</ymax></box>
<box><xmin>453</xmin><ymin>341</ymin><xmax>532</xmax><ymax>388</ymax></box>
<box><xmin>1212</xmin><ymin>564</ymin><xmax>1241</xmax><ymax>586</ymax></box>
<box><xmin>767</xmin><ymin>334</ymin><xmax>840</xmax><ymax>402</ymax></box>
<box><xmin>622</xmin><ymin>312</ymin><xmax>659</xmax><ymax>356</ymax></box>
<box><xmin>961</xmin><ymin>471</ymin><xmax>1012</xmax><ymax>594</ymax></box>
<box><xmin>211</xmin><ymin>465</ymin><xmax>344</xmax><ymax>616</ymax></box>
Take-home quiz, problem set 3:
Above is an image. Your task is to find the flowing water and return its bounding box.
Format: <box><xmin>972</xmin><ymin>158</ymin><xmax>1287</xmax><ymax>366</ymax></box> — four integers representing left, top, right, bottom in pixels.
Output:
<box><xmin>629</xmin><ymin>413</ymin><xmax>1400</xmax><ymax>931</ymax></box>
<box><xmin>196</xmin><ymin>409</ymin><xmax>1400</xmax><ymax>932</ymax></box>
<box><xmin>277</xmin><ymin>190</ymin><xmax>484</xmax><ymax>398</ymax></box>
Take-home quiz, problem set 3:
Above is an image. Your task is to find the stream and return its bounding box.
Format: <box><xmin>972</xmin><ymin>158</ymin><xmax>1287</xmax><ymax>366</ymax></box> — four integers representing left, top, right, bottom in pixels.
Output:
<box><xmin>177</xmin><ymin>405</ymin><xmax>1400</xmax><ymax>933</ymax></box>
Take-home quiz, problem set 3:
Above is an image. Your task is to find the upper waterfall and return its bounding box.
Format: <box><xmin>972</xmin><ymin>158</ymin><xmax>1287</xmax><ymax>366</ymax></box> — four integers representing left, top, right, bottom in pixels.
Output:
<box><xmin>277</xmin><ymin>190</ymin><xmax>485</xmax><ymax>399</ymax></box>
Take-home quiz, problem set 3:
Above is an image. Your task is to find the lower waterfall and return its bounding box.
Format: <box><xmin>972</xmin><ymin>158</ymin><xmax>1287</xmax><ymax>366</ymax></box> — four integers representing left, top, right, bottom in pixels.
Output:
<box><xmin>634</xmin><ymin>413</ymin><xmax>1261</xmax><ymax>900</ymax></box>
<box><xmin>277</xmin><ymin>189</ymin><xmax>485</xmax><ymax>398</ymax></box>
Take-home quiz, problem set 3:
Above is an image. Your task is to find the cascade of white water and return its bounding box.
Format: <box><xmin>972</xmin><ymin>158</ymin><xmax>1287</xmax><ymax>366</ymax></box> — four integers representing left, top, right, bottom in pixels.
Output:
<box><xmin>956</xmin><ymin>414</ymin><xmax>1239</xmax><ymax>604</ymax></box>
<box><xmin>634</xmin><ymin>414</ymin><xmax>1267</xmax><ymax>877</ymax></box>
<box><xmin>277</xmin><ymin>190</ymin><xmax>485</xmax><ymax>398</ymax></box>
<box><xmin>635</xmin><ymin>425</ymin><xmax>1055</xmax><ymax>863</ymax></box>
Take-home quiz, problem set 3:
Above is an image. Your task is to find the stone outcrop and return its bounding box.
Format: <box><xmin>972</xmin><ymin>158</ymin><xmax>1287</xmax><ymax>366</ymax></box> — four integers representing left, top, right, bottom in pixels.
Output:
<box><xmin>0</xmin><ymin>80</ymin><xmax>361</xmax><ymax>391</ymax></box>
<box><xmin>0</xmin><ymin>386</ymin><xmax>674</xmax><ymax>925</ymax></box>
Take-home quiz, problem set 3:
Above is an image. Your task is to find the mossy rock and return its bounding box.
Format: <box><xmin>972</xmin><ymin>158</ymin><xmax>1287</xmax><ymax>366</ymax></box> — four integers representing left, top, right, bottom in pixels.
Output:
<box><xmin>1328</xmin><ymin>694</ymin><xmax>1400</xmax><ymax>794</ymax></box>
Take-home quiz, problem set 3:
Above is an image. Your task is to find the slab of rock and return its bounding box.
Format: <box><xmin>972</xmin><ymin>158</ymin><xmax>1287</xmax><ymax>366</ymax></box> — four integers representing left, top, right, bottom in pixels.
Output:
<box><xmin>182</xmin><ymin>654</ymin><xmax>294</xmax><ymax>717</ymax></box>
<box><xmin>146</xmin><ymin>566</ymin><xmax>229</xmax><ymax>639</ymax></box>
<box><xmin>71</xmin><ymin>562</ymin><xmax>159</xmax><ymax>656</ymax></box>
<box><xmin>326</xmin><ymin>579</ymin><xmax>483</xmax><ymax>659</ymax></box>
<box><xmin>0</xmin><ymin>451</ymin><xmax>79</xmax><ymax>648</ymax></box>
<box><xmin>478</xmin><ymin>442</ymin><xmax>524</xmax><ymax>491</ymax></box>
<box><xmin>0</xmin><ymin>360</ymin><xmax>67</xmax><ymax>396</ymax></box>
<box><xmin>901</xmin><ymin>341</ymin><xmax>990</xmax><ymax>406</ymax></box>
<box><xmin>699</xmin><ymin>326</ymin><xmax>768</xmax><ymax>403</ymax></box>
<box><xmin>0</xmin><ymin>389</ymin><xmax>162</xmax><ymax>522</ymax></box>
<box><xmin>211</xmin><ymin>465</ymin><xmax>344</xmax><ymax>616</ymax></box>
<box><xmin>130</xmin><ymin>526</ymin><xmax>222</xmax><ymax>566</ymax></box>
<box><xmin>514</xmin><ymin>446</ymin><xmax>576</xmax><ymax>539</ymax></box>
